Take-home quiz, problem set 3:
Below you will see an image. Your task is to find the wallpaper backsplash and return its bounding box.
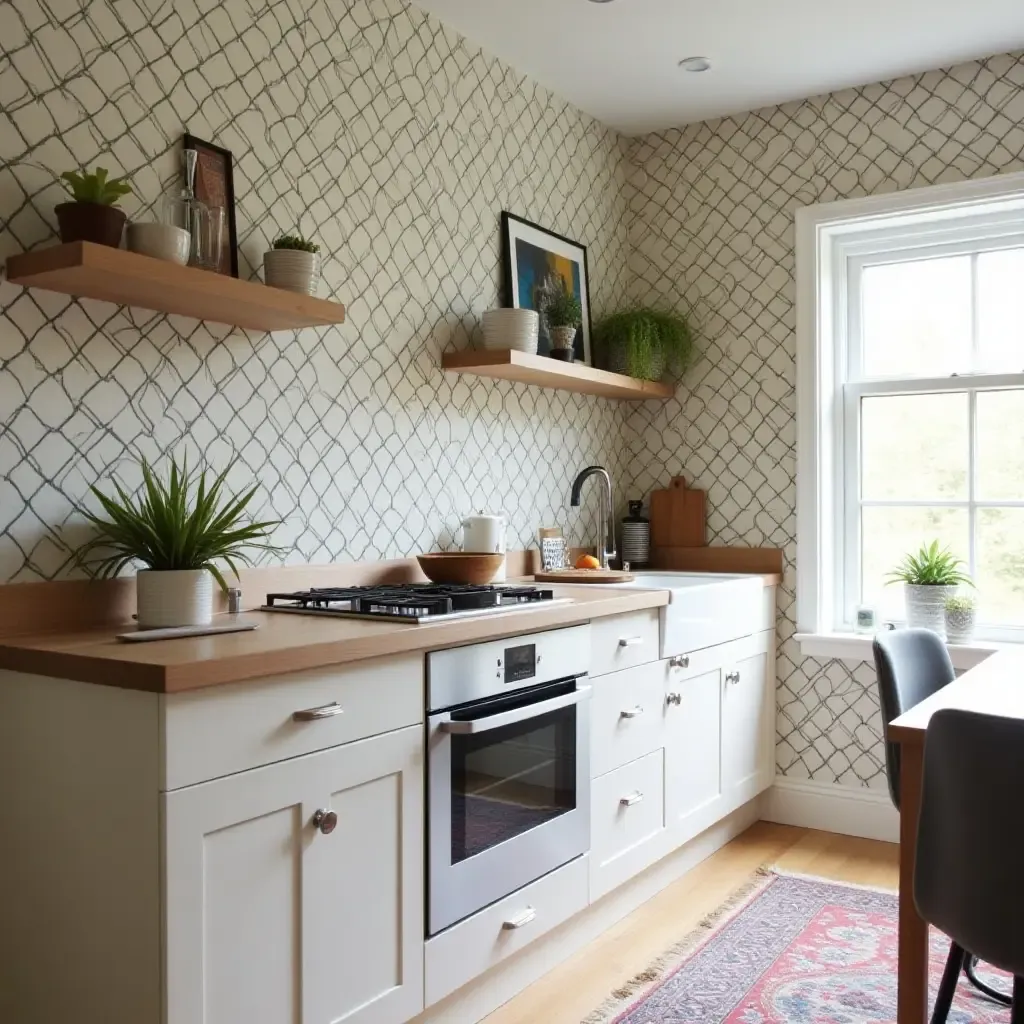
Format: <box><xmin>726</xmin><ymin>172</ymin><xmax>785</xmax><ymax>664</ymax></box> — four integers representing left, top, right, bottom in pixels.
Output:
<box><xmin>0</xmin><ymin>0</ymin><xmax>630</xmax><ymax>582</ymax></box>
<box><xmin>623</xmin><ymin>51</ymin><xmax>1024</xmax><ymax>790</ymax></box>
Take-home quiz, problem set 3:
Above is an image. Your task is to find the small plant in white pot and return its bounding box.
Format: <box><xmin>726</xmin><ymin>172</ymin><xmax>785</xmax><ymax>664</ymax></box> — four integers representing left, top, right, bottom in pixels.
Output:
<box><xmin>944</xmin><ymin>593</ymin><xmax>978</xmax><ymax>644</ymax></box>
<box><xmin>886</xmin><ymin>540</ymin><xmax>972</xmax><ymax>636</ymax></box>
<box><xmin>544</xmin><ymin>284</ymin><xmax>582</xmax><ymax>362</ymax></box>
<box><xmin>263</xmin><ymin>233</ymin><xmax>320</xmax><ymax>295</ymax></box>
<box><xmin>72</xmin><ymin>457</ymin><xmax>281</xmax><ymax>629</ymax></box>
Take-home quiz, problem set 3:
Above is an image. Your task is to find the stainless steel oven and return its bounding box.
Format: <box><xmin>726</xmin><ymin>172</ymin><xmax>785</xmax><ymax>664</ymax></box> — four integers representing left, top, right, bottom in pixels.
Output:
<box><xmin>427</xmin><ymin>625</ymin><xmax>591</xmax><ymax>935</ymax></box>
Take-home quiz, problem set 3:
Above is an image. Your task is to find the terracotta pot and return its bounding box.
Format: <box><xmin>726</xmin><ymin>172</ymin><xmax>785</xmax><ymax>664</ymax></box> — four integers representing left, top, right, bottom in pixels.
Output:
<box><xmin>55</xmin><ymin>202</ymin><xmax>126</xmax><ymax>247</ymax></box>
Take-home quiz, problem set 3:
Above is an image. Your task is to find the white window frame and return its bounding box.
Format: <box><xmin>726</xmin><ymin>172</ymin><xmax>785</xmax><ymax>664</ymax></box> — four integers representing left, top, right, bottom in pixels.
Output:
<box><xmin>795</xmin><ymin>170</ymin><xmax>1024</xmax><ymax>666</ymax></box>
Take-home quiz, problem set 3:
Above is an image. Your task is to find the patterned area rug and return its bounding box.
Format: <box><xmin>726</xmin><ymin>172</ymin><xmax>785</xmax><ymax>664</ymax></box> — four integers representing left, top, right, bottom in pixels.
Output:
<box><xmin>584</xmin><ymin>870</ymin><xmax>1011</xmax><ymax>1023</ymax></box>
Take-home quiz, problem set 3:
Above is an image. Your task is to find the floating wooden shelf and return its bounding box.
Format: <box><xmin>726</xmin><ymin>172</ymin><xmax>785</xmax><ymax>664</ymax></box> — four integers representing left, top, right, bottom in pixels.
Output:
<box><xmin>441</xmin><ymin>349</ymin><xmax>674</xmax><ymax>401</ymax></box>
<box><xmin>5</xmin><ymin>242</ymin><xmax>346</xmax><ymax>332</ymax></box>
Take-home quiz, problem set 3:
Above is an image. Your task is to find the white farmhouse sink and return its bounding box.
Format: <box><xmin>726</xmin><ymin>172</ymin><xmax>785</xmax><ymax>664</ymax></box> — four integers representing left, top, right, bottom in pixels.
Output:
<box><xmin>614</xmin><ymin>572</ymin><xmax>768</xmax><ymax>656</ymax></box>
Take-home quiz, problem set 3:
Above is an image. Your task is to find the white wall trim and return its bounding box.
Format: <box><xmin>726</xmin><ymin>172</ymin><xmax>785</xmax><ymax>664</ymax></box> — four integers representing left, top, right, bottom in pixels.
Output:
<box><xmin>762</xmin><ymin>775</ymin><xmax>899</xmax><ymax>844</ymax></box>
<box><xmin>795</xmin><ymin>631</ymin><xmax>1002</xmax><ymax>671</ymax></box>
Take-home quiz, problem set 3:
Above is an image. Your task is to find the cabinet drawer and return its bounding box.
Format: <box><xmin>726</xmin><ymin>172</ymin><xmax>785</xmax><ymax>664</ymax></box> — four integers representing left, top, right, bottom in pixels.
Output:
<box><xmin>590</xmin><ymin>661</ymin><xmax>666</xmax><ymax>777</ymax></box>
<box><xmin>590</xmin><ymin>609</ymin><xmax>659</xmax><ymax>678</ymax></box>
<box><xmin>162</xmin><ymin>653</ymin><xmax>423</xmax><ymax>789</ymax></box>
<box><xmin>591</xmin><ymin>750</ymin><xmax>665</xmax><ymax>900</ymax></box>
<box><xmin>424</xmin><ymin>854</ymin><xmax>589</xmax><ymax>1006</ymax></box>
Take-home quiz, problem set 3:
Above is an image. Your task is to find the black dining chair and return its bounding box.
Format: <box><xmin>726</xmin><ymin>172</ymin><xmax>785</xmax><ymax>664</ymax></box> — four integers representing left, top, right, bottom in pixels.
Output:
<box><xmin>915</xmin><ymin>708</ymin><xmax>1024</xmax><ymax>1023</ymax></box>
<box><xmin>872</xmin><ymin>629</ymin><xmax>1011</xmax><ymax>1007</ymax></box>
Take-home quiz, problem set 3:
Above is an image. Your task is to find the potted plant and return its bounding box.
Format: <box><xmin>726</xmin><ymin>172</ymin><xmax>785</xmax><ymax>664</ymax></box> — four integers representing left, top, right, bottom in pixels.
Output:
<box><xmin>264</xmin><ymin>233</ymin><xmax>321</xmax><ymax>295</ymax></box>
<box><xmin>544</xmin><ymin>284</ymin><xmax>582</xmax><ymax>362</ymax></box>
<box><xmin>56</xmin><ymin>167</ymin><xmax>132</xmax><ymax>247</ymax></box>
<box><xmin>72</xmin><ymin>456</ymin><xmax>281</xmax><ymax>629</ymax></box>
<box><xmin>944</xmin><ymin>593</ymin><xmax>977</xmax><ymax>644</ymax></box>
<box><xmin>593</xmin><ymin>306</ymin><xmax>694</xmax><ymax>381</ymax></box>
<box><xmin>885</xmin><ymin>540</ymin><xmax>972</xmax><ymax>636</ymax></box>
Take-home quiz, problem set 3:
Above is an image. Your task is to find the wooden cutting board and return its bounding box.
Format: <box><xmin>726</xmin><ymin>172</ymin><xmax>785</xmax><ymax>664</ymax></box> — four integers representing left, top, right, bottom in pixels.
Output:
<box><xmin>649</xmin><ymin>476</ymin><xmax>706</xmax><ymax>548</ymax></box>
<box><xmin>533</xmin><ymin>569</ymin><xmax>636</xmax><ymax>584</ymax></box>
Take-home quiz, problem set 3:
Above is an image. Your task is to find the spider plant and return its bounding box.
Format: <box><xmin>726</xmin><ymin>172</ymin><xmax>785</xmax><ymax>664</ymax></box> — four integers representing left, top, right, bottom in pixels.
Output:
<box><xmin>885</xmin><ymin>541</ymin><xmax>973</xmax><ymax>587</ymax></box>
<box><xmin>72</xmin><ymin>456</ymin><xmax>282</xmax><ymax>590</ymax></box>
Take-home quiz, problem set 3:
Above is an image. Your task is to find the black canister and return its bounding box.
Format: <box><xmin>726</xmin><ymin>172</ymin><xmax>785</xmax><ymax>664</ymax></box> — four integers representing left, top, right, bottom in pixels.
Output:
<box><xmin>621</xmin><ymin>500</ymin><xmax>650</xmax><ymax>568</ymax></box>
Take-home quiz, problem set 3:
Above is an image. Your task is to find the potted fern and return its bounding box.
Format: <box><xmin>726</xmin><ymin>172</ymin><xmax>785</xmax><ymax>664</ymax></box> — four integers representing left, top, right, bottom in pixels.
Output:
<box><xmin>593</xmin><ymin>307</ymin><xmax>694</xmax><ymax>381</ymax></box>
<box><xmin>72</xmin><ymin>457</ymin><xmax>281</xmax><ymax>628</ymax></box>
<box><xmin>886</xmin><ymin>541</ymin><xmax>973</xmax><ymax>636</ymax></box>
<box><xmin>544</xmin><ymin>284</ymin><xmax>583</xmax><ymax>362</ymax></box>
<box><xmin>264</xmin><ymin>233</ymin><xmax>321</xmax><ymax>295</ymax></box>
<box><xmin>56</xmin><ymin>166</ymin><xmax>133</xmax><ymax>247</ymax></box>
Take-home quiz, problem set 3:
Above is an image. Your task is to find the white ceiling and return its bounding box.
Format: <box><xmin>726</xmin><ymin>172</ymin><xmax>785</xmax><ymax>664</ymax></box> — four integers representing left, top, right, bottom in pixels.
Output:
<box><xmin>412</xmin><ymin>0</ymin><xmax>1024</xmax><ymax>135</ymax></box>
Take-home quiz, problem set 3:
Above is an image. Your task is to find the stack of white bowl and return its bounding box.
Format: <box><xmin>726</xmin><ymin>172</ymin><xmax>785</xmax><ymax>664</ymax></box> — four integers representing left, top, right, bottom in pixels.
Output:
<box><xmin>481</xmin><ymin>308</ymin><xmax>539</xmax><ymax>353</ymax></box>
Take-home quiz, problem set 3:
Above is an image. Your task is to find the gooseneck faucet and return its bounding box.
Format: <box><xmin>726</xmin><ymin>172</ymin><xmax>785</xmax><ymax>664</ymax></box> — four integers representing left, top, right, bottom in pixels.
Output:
<box><xmin>570</xmin><ymin>466</ymin><xmax>617</xmax><ymax>570</ymax></box>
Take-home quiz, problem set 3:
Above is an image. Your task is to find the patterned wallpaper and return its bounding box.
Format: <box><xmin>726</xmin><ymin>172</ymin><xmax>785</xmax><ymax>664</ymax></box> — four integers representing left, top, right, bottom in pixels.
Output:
<box><xmin>0</xmin><ymin>0</ymin><xmax>630</xmax><ymax>582</ymax></box>
<box><xmin>624</xmin><ymin>52</ymin><xmax>1024</xmax><ymax>789</ymax></box>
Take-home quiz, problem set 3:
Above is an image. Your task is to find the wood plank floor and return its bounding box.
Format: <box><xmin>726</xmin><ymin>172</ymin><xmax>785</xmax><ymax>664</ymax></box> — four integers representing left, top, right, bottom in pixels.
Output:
<box><xmin>485</xmin><ymin>822</ymin><xmax>900</xmax><ymax>1023</ymax></box>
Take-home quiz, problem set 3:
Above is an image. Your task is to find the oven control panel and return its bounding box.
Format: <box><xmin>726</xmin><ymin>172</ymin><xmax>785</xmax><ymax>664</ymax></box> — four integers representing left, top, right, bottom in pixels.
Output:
<box><xmin>503</xmin><ymin>643</ymin><xmax>536</xmax><ymax>684</ymax></box>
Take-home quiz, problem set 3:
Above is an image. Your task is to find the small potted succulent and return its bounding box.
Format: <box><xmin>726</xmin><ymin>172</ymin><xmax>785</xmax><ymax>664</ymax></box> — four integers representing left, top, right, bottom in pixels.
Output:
<box><xmin>56</xmin><ymin>167</ymin><xmax>133</xmax><ymax>247</ymax></box>
<box><xmin>944</xmin><ymin>593</ymin><xmax>977</xmax><ymax>644</ymax></box>
<box><xmin>264</xmin><ymin>233</ymin><xmax>321</xmax><ymax>295</ymax></box>
<box><xmin>886</xmin><ymin>540</ymin><xmax>973</xmax><ymax>636</ymax></box>
<box><xmin>544</xmin><ymin>284</ymin><xmax>582</xmax><ymax>362</ymax></box>
<box><xmin>593</xmin><ymin>306</ymin><xmax>695</xmax><ymax>381</ymax></box>
<box><xmin>72</xmin><ymin>456</ymin><xmax>281</xmax><ymax>629</ymax></box>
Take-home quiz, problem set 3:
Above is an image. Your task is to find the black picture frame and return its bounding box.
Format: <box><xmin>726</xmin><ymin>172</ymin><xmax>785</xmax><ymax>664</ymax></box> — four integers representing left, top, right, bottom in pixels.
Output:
<box><xmin>500</xmin><ymin>211</ymin><xmax>593</xmax><ymax>364</ymax></box>
<box><xmin>183</xmin><ymin>132</ymin><xmax>238</xmax><ymax>278</ymax></box>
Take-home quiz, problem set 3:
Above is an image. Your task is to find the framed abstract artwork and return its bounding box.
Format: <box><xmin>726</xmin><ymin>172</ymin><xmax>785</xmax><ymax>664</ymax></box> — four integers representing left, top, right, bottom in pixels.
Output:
<box><xmin>501</xmin><ymin>212</ymin><xmax>592</xmax><ymax>364</ymax></box>
<box><xmin>183</xmin><ymin>132</ymin><xmax>239</xmax><ymax>277</ymax></box>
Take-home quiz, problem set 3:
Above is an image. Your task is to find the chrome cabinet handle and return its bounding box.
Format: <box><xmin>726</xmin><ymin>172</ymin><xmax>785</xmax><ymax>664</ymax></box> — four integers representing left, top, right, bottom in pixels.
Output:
<box><xmin>666</xmin><ymin>692</ymin><xmax>682</xmax><ymax>706</ymax></box>
<box><xmin>620</xmin><ymin>791</ymin><xmax>644</xmax><ymax>807</ymax></box>
<box><xmin>619</xmin><ymin>705</ymin><xmax>644</xmax><ymax>719</ymax></box>
<box><xmin>292</xmin><ymin>701</ymin><xmax>344</xmax><ymax>722</ymax></box>
<box><xmin>312</xmin><ymin>809</ymin><xmax>337</xmax><ymax>835</ymax></box>
<box><xmin>725</xmin><ymin>671</ymin><xmax>741</xmax><ymax>685</ymax></box>
<box><xmin>618</xmin><ymin>636</ymin><xmax>644</xmax><ymax>648</ymax></box>
<box><xmin>669</xmin><ymin>655</ymin><xmax>690</xmax><ymax>669</ymax></box>
<box><xmin>502</xmin><ymin>907</ymin><xmax>536</xmax><ymax>930</ymax></box>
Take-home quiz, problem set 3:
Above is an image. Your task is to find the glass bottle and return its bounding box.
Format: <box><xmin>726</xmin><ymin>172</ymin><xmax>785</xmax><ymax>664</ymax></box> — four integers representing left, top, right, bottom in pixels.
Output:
<box><xmin>163</xmin><ymin>149</ymin><xmax>212</xmax><ymax>269</ymax></box>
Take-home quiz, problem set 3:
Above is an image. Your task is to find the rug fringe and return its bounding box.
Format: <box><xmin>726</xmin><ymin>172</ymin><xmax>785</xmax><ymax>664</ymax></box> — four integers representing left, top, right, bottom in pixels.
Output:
<box><xmin>578</xmin><ymin>866</ymin><xmax>777</xmax><ymax>1024</ymax></box>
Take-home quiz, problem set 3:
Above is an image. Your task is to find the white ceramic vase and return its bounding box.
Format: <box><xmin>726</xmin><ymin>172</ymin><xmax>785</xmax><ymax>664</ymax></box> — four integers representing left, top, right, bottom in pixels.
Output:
<box><xmin>944</xmin><ymin>602</ymin><xmax>977</xmax><ymax>644</ymax></box>
<box><xmin>136</xmin><ymin>568</ymin><xmax>213</xmax><ymax>628</ymax></box>
<box><xmin>904</xmin><ymin>584</ymin><xmax>956</xmax><ymax>636</ymax></box>
<box><xmin>550</xmin><ymin>325</ymin><xmax>577</xmax><ymax>350</ymax></box>
<box><xmin>263</xmin><ymin>249</ymin><xmax>320</xmax><ymax>295</ymax></box>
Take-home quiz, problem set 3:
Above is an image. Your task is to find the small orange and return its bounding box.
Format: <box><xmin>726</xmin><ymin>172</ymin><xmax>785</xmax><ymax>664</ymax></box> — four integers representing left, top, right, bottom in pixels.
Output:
<box><xmin>575</xmin><ymin>554</ymin><xmax>601</xmax><ymax>570</ymax></box>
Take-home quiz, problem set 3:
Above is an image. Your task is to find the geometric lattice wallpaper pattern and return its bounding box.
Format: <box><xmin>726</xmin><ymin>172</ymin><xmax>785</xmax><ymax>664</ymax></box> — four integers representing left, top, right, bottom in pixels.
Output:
<box><xmin>624</xmin><ymin>51</ymin><xmax>1024</xmax><ymax>790</ymax></box>
<box><xmin>0</xmin><ymin>0</ymin><xmax>631</xmax><ymax>582</ymax></box>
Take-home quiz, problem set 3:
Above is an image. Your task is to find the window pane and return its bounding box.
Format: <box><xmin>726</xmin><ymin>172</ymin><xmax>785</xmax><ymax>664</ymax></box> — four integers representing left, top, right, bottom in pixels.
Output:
<box><xmin>861</xmin><ymin>393</ymin><xmax>968</xmax><ymax>500</ymax></box>
<box><xmin>861</xmin><ymin>256</ymin><xmax>971</xmax><ymax>377</ymax></box>
<box><xmin>861</xmin><ymin>506</ymin><xmax>969</xmax><ymax>616</ymax></box>
<box><xmin>978</xmin><ymin>248</ymin><xmax>1024</xmax><ymax>372</ymax></box>
<box><xmin>976</xmin><ymin>390</ymin><xmax>1024</xmax><ymax>500</ymax></box>
<box><xmin>976</xmin><ymin>508</ymin><xmax>1024</xmax><ymax>624</ymax></box>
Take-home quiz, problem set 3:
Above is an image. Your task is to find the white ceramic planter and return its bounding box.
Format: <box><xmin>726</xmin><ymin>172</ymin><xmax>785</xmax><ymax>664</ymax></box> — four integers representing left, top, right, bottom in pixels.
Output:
<box><xmin>550</xmin><ymin>325</ymin><xmax>577</xmax><ymax>350</ymax></box>
<box><xmin>263</xmin><ymin>249</ymin><xmax>320</xmax><ymax>295</ymax></box>
<box><xmin>944</xmin><ymin>603</ymin><xmax>977</xmax><ymax>644</ymax></box>
<box><xmin>136</xmin><ymin>568</ymin><xmax>213</xmax><ymax>628</ymax></box>
<box><xmin>904</xmin><ymin>584</ymin><xmax>956</xmax><ymax>635</ymax></box>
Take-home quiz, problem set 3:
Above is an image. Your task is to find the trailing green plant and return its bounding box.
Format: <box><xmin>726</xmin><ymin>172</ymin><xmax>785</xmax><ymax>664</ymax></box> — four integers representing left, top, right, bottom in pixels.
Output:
<box><xmin>593</xmin><ymin>307</ymin><xmax>694</xmax><ymax>382</ymax></box>
<box><xmin>545</xmin><ymin>284</ymin><xmax>582</xmax><ymax>328</ymax></box>
<box><xmin>944</xmin><ymin>593</ymin><xmax>976</xmax><ymax>612</ymax></box>
<box><xmin>272</xmin><ymin>233</ymin><xmax>320</xmax><ymax>254</ymax></box>
<box><xmin>885</xmin><ymin>541</ymin><xmax>973</xmax><ymax>588</ymax></box>
<box><xmin>59</xmin><ymin>167</ymin><xmax>132</xmax><ymax>206</ymax></box>
<box><xmin>72</xmin><ymin>456</ymin><xmax>282</xmax><ymax>591</ymax></box>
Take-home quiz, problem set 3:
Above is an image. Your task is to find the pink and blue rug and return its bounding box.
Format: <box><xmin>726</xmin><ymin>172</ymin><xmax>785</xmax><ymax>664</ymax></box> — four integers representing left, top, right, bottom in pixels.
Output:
<box><xmin>584</xmin><ymin>871</ymin><xmax>1011</xmax><ymax>1023</ymax></box>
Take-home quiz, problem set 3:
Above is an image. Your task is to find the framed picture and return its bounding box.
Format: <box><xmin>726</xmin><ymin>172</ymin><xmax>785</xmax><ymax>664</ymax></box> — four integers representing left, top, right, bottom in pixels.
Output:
<box><xmin>501</xmin><ymin>211</ymin><xmax>592</xmax><ymax>364</ymax></box>
<box><xmin>183</xmin><ymin>133</ymin><xmax>238</xmax><ymax>277</ymax></box>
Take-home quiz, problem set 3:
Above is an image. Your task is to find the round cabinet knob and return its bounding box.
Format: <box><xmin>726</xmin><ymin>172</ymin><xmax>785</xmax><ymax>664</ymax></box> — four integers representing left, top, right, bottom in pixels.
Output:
<box><xmin>666</xmin><ymin>692</ymin><xmax>682</xmax><ymax>706</ymax></box>
<box><xmin>312</xmin><ymin>809</ymin><xmax>337</xmax><ymax>835</ymax></box>
<box><xmin>670</xmin><ymin>655</ymin><xmax>690</xmax><ymax>669</ymax></box>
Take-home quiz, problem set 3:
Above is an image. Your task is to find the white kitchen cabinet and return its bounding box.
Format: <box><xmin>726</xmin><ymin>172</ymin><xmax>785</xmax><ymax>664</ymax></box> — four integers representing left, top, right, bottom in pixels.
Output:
<box><xmin>165</xmin><ymin>725</ymin><xmax>423</xmax><ymax>1024</ymax></box>
<box><xmin>721</xmin><ymin>639</ymin><xmax>775</xmax><ymax>807</ymax></box>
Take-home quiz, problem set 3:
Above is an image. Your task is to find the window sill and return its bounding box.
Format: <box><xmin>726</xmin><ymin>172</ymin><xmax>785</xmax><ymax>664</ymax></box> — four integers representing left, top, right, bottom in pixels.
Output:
<box><xmin>794</xmin><ymin>631</ymin><xmax>1013</xmax><ymax>671</ymax></box>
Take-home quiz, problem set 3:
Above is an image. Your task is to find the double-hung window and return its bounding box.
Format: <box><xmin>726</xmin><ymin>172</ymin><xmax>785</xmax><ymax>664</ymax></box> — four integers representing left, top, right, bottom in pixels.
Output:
<box><xmin>797</xmin><ymin>172</ymin><xmax>1024</xmax><ymax>647</ymax></box>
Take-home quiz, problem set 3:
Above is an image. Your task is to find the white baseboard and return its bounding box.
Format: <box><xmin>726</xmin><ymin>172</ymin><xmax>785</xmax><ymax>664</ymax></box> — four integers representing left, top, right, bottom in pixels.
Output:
<box><xmin>762</xmin><ymin>776</ymin><xmax>899</xmax><ymax>844</ymax></box>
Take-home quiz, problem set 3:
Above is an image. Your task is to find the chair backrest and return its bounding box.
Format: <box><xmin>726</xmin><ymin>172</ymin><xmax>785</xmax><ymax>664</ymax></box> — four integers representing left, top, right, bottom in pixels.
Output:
<box><xmin>872</xmin><ymin>629</ymin><xmax>955</xmax><ymax>809</ymax></box>
<box><xmin>915</xmin><ymin>708</ymin><xmax>1024</xmax><ymax>976</ymax></box>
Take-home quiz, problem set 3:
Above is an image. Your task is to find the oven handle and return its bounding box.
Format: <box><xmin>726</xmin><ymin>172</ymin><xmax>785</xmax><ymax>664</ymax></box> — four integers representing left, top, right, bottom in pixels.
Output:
<box><xmin>439</xmin><ymin>685</ymin><xmax>591</xmax><ymax>735</ymax></box>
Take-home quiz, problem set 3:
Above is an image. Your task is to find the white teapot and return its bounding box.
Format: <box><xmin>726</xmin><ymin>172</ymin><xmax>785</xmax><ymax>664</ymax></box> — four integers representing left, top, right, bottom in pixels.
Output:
<box><xmin>462</xmin><ymin>512</ymin><xmax>507</xmax><ymax>582</ymax></box>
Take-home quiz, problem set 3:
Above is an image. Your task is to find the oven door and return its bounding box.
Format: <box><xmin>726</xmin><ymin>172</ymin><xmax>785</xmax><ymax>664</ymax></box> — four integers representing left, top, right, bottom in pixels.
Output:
<box><xmin>428</xmin><ymin>678</ymin><xmax>591</xmax><ymax>935</ymax></box>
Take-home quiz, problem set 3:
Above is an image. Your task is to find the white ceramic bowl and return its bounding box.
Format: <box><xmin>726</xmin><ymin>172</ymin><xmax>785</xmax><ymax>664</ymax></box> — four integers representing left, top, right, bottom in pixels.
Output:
<box><xmin>482</xmin><ymin>308</ymin><xmax>539</xmax><ymax>353</ymax></box>
<box><xmin>126</xmin><ymin>222</ymin><xmax>191</xmax><ymax>265</ymax></box>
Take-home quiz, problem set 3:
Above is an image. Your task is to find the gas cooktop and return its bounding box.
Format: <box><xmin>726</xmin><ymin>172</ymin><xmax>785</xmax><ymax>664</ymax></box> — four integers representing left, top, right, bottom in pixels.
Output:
<box><xmin>261</xmin><ymin>583</ymin><xmax>572</xmax><ymax>623</ymax></box>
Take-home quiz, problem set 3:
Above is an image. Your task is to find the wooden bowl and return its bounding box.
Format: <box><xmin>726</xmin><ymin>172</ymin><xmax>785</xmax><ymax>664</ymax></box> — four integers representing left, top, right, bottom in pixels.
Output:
<box><xmin>416</xmin><ymin>552</ymin><xmax>504</xmax><ymax>585</ymax></box>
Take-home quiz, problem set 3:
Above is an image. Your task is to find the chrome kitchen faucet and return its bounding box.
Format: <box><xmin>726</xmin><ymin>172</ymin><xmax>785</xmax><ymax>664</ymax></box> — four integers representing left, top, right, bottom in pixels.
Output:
<box><xmin>570</xmin><ymin>466</ymin><xmax>617</xmax><ymax>570</ymax></box>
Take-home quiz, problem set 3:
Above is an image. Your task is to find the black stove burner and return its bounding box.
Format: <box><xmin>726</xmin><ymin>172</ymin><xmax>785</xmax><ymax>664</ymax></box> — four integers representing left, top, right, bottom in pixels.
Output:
<box><xmin>264</xmin><ymin>583</ymin><xmax>556</xmax><ymax>620</ymax></box>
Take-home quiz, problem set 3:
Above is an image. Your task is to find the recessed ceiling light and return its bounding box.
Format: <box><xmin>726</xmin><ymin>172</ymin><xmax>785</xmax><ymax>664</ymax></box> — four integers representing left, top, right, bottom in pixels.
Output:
<box><xmin>679</xmin><ymin>56</ymin><xmax>712</xmax><ymax>73</ymax></box>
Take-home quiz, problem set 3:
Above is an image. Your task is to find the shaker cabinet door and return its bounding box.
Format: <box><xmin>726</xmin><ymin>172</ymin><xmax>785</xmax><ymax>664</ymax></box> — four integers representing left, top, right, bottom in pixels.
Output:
<box><xmin>721</xmin><ymin>633</ymin><xmax>775</xmax><ymax>807</ymax></box>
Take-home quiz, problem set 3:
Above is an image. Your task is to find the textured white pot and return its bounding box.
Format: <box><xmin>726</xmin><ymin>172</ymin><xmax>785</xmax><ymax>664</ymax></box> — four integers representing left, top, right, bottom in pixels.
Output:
<box><xmin>263</xmin><ymin>249</ymin><xmax>320</xmax><ymax>295</ymax></box>
<box><xmin>944</xmin><ymin>603</ymin><xmax>977</xmax><ymax>644</ymax></box>
<box><xmin>904</xmin><ymin>584</ymin><xmax>956</xmax><ymax>635</ymax></box>
<box><xmin>136</xmin><ymin>569</ymin><xmax>213</xmax><ymax>628</ymax></box>
<box><xmin>550</xmin><ymin>325</ymin><xmax>577</xmax><ymax>350</ymax></box>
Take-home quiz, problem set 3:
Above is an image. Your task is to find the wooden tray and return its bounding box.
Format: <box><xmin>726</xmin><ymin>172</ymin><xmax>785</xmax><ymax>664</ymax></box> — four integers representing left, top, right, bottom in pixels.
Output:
<box><xmin>533</xmin><ymin>569</ymin><xmax>635</xmax><ymax>584</ymax></box>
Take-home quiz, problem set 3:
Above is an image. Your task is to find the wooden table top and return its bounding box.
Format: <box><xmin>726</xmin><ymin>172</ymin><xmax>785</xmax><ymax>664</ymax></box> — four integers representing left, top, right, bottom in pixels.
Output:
<box><xmin>889</xmin><ymin>648</ymin><xmax>1024</xmax><ymax>745</ymax></box>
